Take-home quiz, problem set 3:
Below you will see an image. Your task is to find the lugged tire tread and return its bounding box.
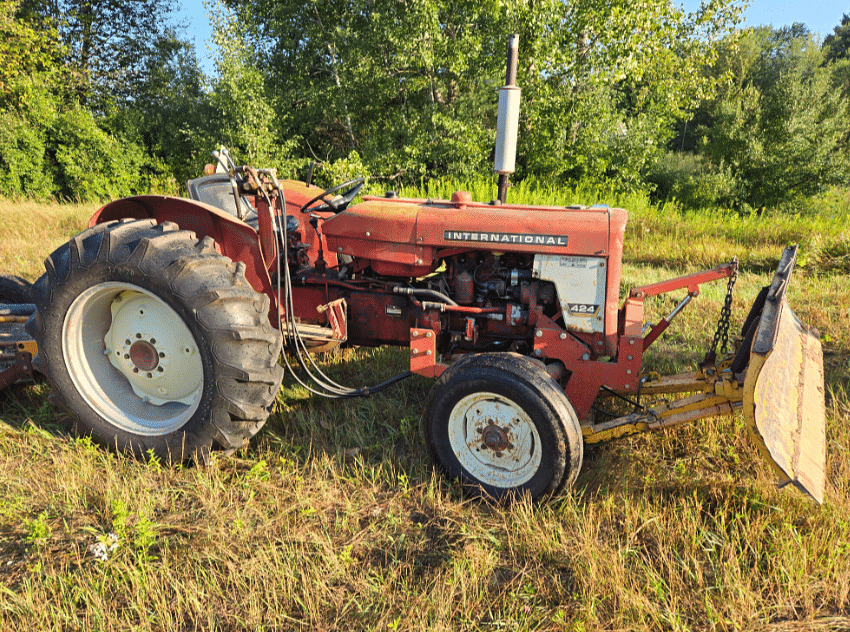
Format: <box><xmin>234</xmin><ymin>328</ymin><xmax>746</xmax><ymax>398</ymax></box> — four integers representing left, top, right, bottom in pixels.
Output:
<box><xmin>0</xmin><ymin>274</ymin><xmax>32</xmax><ymax>304</ymax></box>
<box><xmin>423</xmin><ymin>352</ymin><xmax>583</xmax><ymax>500</ymax></box>
<box><xmin>28</xmin><ymin>219</ymin><xmax>283</xmax><ymax>460</ymax></box>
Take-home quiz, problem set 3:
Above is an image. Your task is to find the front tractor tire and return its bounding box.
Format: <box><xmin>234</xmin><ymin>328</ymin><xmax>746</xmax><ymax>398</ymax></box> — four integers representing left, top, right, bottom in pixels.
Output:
<box><xmin>423</xmin><ymin>353</ymin><xmax>583</xmax><ymax>500</ymax></box>
<box><xmin>28</xmin><ymin>219</ymin><xmax>284</xmax><ymax>461</ymax></box>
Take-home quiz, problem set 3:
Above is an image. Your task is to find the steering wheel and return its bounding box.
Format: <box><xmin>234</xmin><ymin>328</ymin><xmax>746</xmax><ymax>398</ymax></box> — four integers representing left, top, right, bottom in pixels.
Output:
<box><xmin>300</xmin><ymin>177</ymin><xmax>365</xmax><ymax>214</ymax></box>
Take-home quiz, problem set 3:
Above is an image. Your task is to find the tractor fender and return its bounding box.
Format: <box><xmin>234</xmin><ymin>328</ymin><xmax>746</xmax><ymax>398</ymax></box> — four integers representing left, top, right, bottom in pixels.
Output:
<box><xmin>91</xmin><ymin>196</ymin><xmax>275</xmax><ymax>307</ymax></box>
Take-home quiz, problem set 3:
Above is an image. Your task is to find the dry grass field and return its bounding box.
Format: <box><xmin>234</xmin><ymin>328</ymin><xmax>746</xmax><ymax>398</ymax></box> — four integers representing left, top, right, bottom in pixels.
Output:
<box><xmin>0</xmin><ymin>188</ymin><xmax>848</xmax><ymax>631</ymax></box>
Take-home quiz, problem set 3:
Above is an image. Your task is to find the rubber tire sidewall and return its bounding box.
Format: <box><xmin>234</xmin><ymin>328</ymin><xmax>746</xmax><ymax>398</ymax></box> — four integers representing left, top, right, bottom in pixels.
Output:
<box><xmin>0</xmin><ymin>275</ymin><xmax>31</xmax><ymax>304</ymax></box>
<box><xmin>30</xmin><ymin>219</ymin><xmax>283</xmax><ymax>461</ymax></box>
<box><xmin>423</xmin><ymin>353</ymin><xmax>582</xmax><ymax>500</ymax></box>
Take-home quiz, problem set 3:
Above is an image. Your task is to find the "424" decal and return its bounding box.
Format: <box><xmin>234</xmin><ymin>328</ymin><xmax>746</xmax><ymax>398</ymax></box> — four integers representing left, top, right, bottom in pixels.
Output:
<box><xmin>568</xmin><ymin>303</ymin><xmax>600</xmax><ymax>317</ymax></box>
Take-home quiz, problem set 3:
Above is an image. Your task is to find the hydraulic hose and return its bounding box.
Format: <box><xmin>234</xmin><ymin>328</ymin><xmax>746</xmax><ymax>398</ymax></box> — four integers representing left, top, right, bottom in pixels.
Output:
<box><xmin>262</xmin><ymin>174</ymin><xmax>412</xmax><ymax>399</ymax></box>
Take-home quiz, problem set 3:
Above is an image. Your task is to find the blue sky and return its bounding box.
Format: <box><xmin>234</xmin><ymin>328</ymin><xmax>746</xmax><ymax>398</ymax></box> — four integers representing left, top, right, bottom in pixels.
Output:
<box><xmin>176</xmin><ymin>0</ymin><xmax>849</xmax><ymax>74</ymax></box>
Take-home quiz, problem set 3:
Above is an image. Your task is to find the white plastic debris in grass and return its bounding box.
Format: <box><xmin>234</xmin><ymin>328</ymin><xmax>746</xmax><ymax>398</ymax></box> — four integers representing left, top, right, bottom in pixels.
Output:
<box><xmin>88</xmin><ymin>533</ymin><xmax>119</xmax><ymax>562</ymax></box>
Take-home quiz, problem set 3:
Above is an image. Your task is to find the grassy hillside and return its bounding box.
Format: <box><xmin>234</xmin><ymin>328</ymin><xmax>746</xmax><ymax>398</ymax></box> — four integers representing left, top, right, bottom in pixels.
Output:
<box><xmin>1</xmin><ymin>189</ymin><xmax>848</xmax><ymax>631</ymax></box>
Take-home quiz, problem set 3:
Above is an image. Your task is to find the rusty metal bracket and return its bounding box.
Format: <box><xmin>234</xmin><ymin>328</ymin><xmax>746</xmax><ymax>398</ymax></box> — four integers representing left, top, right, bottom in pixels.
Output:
<box><xmin>0</xmin><ymin>351</ymin><xmax>33</xmax><ymax>390</ymax></box>
<box><xmin>316</xmin><ymin>298</ymin><xmax>348</xmax><ymax>343</ymax></box>
<box><xmin>409</xmin><ymin>328</ymin><xmax>446</xmax><ymax>377</ymax></box>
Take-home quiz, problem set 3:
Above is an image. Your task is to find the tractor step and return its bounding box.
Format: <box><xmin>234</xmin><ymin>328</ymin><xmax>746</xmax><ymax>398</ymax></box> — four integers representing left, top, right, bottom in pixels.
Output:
<box><xmin>282</xmin><ymin>298</ymin><xmax>347</xmax><ymax>353</ymax></box>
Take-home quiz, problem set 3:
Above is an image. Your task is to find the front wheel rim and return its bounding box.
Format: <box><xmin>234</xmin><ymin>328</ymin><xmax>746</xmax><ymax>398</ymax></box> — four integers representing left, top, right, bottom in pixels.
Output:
<box><xmin>63</xmin><ymin>282</ymin><xmax>203</xmax><ymax>436</ymax></box>
<box><xmin>447</xmin><ymin>391</ymin><xmax>542</xmax><ymax>488</ymax></box>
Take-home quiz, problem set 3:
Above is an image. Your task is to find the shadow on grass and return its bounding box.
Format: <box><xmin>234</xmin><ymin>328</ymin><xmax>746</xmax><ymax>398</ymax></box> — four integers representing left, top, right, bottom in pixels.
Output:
<box><xmin>0</xmin><ymin>378</ymin><xmax>73</xmax><ymax>436</ymax></box>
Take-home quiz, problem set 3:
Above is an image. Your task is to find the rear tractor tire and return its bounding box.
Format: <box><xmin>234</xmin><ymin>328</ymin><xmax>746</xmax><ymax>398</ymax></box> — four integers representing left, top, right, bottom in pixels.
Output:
<box><xmin>0</xmin><ymin>274</ymin><xmax>32</xmax><ymax>304</ymax></box>
<box><xmin>27</xmin><ymin>219</ymin><xmax>284</xmax><ymax>461</ymax></box>
<box><xmin>423</xmin><ymin>353</ymin><xmax>583</xmax><ymax>500</ymax></box>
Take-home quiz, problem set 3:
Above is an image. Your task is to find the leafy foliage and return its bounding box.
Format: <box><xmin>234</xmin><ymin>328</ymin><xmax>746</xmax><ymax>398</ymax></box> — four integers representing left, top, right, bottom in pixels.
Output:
<box><xmin>510</xmin><ymin>0</ymin><xmax>741</xmax><ymax>188</ymax></box>
<box><xmin>203</xmin><ymin>6</ymin><xmax>298</xmax><ymax>176</ymax></box>
<box><xmin>218</xmin><ymin>0</ymin><xmax>741</xmax><ymax>189</ymax></box>
<box><xmin>104</xmin><ymin>34</ymin><xmax>211</xmax><ymax>192</ymax></box>
<box><xmin>0</xmin><ymin>0</ymin><xmax>848</xmax><ymax>209</ymax></box>
<box><xmin>645</xmin><ymin>151</ymin><xmax>740</xmax><ymax>210</ymax></box>
<box><xmin>0</xmin><ymin>0</ymin><xmax>209</xmax><ymax>199</ymax></box>
<box><xmin>217</xmin><ymin>0</ymin><xmax>507</xmax><ymax>184</ymax></box>
<box><xmin>0</xmin><ymin>0</ymin><xmax>61</xmax><ymax>109</ymax></box>
<box><xmin>0</xmin><ymin>109</ymin><xmax>55</xmax><ymax>198</ymax></box>
<box><xmin>696</xmin><ymin>26</ymin><xmax>850</xmax><ymax>209</ymax></box>
<box><xmin>20</xmin><ymin>0</ymin><xmax>181</xmax><ymax>111</ymax></box>
<box><xmin>824</xmin><ymin>13</ymin><xmax>850</xmax><ymax>62</ymax></box>
<box><xmin>51</xmin><ymin>106</ymin><xmax>147</xmax><ymax>200</ymax></box>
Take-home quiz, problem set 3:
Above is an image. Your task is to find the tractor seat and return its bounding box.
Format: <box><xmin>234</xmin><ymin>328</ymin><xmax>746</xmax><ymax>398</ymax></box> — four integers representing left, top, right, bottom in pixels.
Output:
<box><xmin>186</xmin><ymin>174</ymin><xmax>298</xmax><ymax>233</ymax></box>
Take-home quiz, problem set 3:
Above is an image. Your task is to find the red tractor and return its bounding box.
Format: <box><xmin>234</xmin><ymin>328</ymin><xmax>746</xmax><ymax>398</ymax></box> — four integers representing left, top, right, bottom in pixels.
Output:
<box><xmin>15</xmin><ymin>38</ymin><xmax>826</xmax><ymax>502</ymax></box>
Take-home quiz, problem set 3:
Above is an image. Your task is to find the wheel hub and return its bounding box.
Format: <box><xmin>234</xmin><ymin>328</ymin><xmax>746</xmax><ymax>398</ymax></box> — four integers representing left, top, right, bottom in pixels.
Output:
<box><xmin>129</xmin><ymin>340</ymin><xmax>159</xmax><ymax>372</ymax></box>
<box><xmin>104</xmin><ymin>290</ymin><xmax>202</xmax><ymax>406</ymax></box>
<box><xmin>480</xmin><ymin>423</ymin><xmax>514</xmax><ymax>455</ymax></box>
<box><xmin>447</xmin><ymin>391</ymin><xmax>542</xmax><ymax>488</ymax></box>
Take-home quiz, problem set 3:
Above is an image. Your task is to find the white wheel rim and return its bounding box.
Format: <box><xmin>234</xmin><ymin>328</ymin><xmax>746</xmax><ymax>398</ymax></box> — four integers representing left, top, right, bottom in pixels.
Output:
<box><xmin>447</xmin><ymin>391</ymin><xmax>542</xmax><ymax>488</ymax></box>
<box><xmin>63</xmin><ymin>282</ymin><xmax>203</xmax><ymax>436</ymax></box>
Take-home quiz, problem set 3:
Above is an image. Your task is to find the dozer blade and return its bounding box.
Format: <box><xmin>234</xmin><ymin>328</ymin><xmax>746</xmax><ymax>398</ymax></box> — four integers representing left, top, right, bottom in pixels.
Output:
<box><xmin>742</xmin><ymin>246</ymin><xmax>826</xmax><ymax>503</ymax></box>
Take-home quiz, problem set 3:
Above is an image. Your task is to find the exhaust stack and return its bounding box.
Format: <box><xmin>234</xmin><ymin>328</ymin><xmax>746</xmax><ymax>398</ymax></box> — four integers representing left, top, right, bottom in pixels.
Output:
<box><xmin>494</xmin><ymin>34</ymin><xmax>521</xmax><ymax>205</ymax></box>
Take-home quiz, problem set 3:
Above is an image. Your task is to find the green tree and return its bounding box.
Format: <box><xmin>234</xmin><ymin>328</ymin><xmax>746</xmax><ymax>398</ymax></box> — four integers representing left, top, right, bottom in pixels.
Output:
<box><xmin>216</xmin><ymin>0</ymin><xmax>740</xmax><ymax>188</ymax></box>
<box><xmin>218</xmin><ymin>0</ymin><xmax>506</xmax><ymax>184</ymax></box>
<box><xmin>509</xmin><ymin>0</ymin><xmax>741</xmax><ymax>188</ymax></box>
<box><xmin>0</xmin><ymin>0</ymin><xmax>61</xmax><ymax>108</ymax></box>
<box><xmin>824</xmin><ymin>13</ymin><xmax>850</xmax><ymax>117</ymax></box>
<box><xmin>1</xmin><ymin>0</ymin><xmax>194</xmax><ymax>199</ymax></box>
<box><xmin>202</xmin><ymin>7</ymin><xmax>296</xmax><ymax>175</ymax></box>
<box><xmin>824</xmin><ymin>13</ymin><xmax>850</xmax><ymax>62</ymax></box>
<box><xmin>20</xmin><ymin>0</ymin><xmax>183</xmax><ymax>111</ymax></box>
<box><xmin>698</xmin><ymin>26</ymin><xmax>850</xmax><ymax>208</ymax></box>
<box><xmin>104</xmin><ymin>33</ymin><xmax>212</xmax><ymax>190</ymax></box>
<box><xmin>0</xmin><ymin>1</ymin><xmax>60</xmax><ymax>198</ymax></box>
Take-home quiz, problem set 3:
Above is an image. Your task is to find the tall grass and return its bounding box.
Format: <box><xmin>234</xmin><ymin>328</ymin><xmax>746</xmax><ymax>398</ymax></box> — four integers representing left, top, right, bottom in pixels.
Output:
<box><xmin>0</xmin><ymin>190</ymin><xmax>848</xmax><ymax>631</ymax></box>
<box><xmin>0</xmin><ymin>200</ymin><xmax>99</xmax><ymax>280</ymax></box>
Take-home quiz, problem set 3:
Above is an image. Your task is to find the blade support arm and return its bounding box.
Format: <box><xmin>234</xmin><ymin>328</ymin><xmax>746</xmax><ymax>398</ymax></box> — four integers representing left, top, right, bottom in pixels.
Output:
<box><xmin>629</xmin><ymin>262</ymin><xmax>737</xmax><ymax>299</ymax></box>
<box><xmin>584</xmin><ymin>372</ymin><xmax>743</xmax><ymax>444</ymax></box>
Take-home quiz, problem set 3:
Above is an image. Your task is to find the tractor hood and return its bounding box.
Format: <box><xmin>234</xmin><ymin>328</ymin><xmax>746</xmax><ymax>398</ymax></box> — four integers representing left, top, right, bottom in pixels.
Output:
<box><xmin>321</xmin><ymin>191</ymin><xmax>628</xmax><ymax>278</ymax></box>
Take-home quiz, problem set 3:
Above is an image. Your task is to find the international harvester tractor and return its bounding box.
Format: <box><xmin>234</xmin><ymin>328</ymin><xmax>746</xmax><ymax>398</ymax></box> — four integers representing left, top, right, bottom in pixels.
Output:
<box><xmin>1</xmin><ymin>37</ymin><xmax>826</xmax><ymax>502</ymax></box>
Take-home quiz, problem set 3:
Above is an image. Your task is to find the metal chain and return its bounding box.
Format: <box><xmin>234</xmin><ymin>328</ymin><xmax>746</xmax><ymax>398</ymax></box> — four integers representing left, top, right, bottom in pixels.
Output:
<box><xmin>709</xmin><ymin>257</ymin><xmax>738</xmax><ymax>359</ymax></box>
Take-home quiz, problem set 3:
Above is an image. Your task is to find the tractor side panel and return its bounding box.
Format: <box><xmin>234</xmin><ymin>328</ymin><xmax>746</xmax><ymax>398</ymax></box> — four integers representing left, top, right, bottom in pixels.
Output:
<box><xmin>322</xmin><ymin>196</ymin><xmax>628</xmax><ymax>357</ymax></box>
<box><xmin>289</xmin><ymin>286</ymin><xmax>424</xmax><ymax>347</ymax></box>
